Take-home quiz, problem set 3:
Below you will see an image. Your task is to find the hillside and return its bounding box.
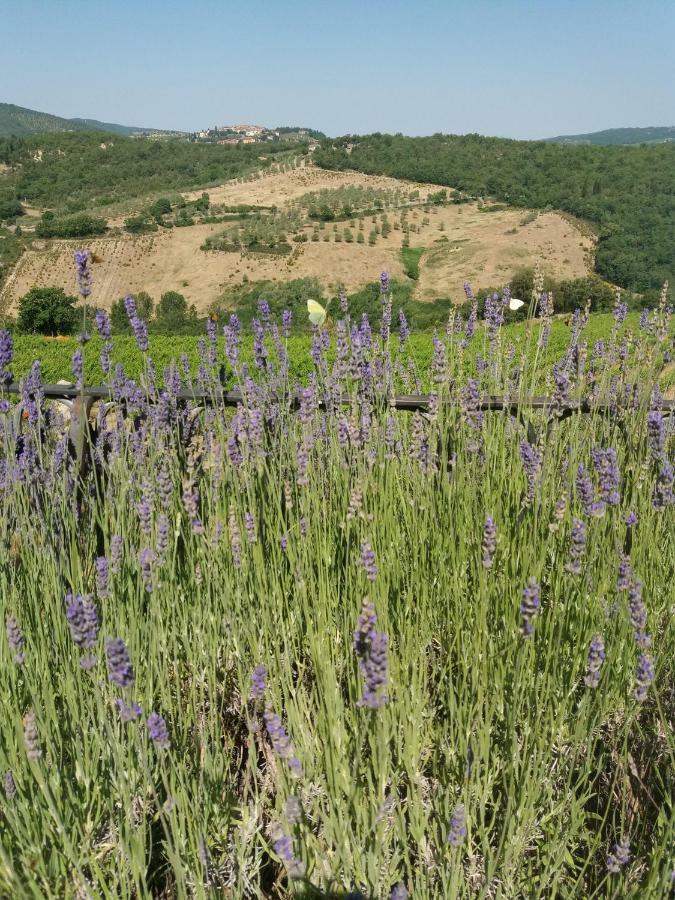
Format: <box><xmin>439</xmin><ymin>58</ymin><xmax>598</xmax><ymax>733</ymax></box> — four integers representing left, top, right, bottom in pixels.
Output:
<box><xmin>544</xmin><ymin>126</ymin><xmax>675</xmax><ymax>145</ymax></box>
<box><xmin>314</xmin><ymin>133</ymin><xmax>675</xmax><ymax>295</ymax></box>
<box><xmin>0</xmin><ymin>102</ymin><xmax>171</xmax><ymax>137</ymax></box>
<box><xmin>0</xmin><ymin>165</ymin><xmax>593</xmax><ymax>315</ymax></box>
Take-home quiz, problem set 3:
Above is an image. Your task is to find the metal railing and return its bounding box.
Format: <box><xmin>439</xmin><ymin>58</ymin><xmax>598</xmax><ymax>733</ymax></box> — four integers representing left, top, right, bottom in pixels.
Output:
<box><xmin>5</xmin><ymin>382</ymin><xmax>674</xmax><ymax>414</ymax></box>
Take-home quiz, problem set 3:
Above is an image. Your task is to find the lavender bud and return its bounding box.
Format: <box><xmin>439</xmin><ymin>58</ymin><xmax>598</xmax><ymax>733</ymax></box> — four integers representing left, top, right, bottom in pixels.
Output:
<box><xmin>23</xmin><ymin>710</ymin><xmax>42</xmax><ymax>761</ymax></box>
<box><xmin>565</xmin><ymin>518</ymin><xmax>587</xmax><ymax>575</ymax></box>
<box><xmin>105</xmin><ymin>637</ymin><xmax>134</xmax><ymax>688</ymax></box>
<box><xmin>6</xmin><ymin>615</ymin><xmax>25</xmax><ymax>664</ymax></box>
<box><xmin>634</xmin><ymin>653</ymin><xmax>655</xmax><ymax>703</ymax></box>
<box><xmin>95</xmin><ymin>556</ymin><xmax>109</xmax><ymax>598</ymax></box>
<box><xmin>116</xmin><ymin>699</ymin><xmax>143</xmax><ymax>722</ymax></box>
<box><xmin>520</xmin><ymin>578</ymin><xmax>541</xmax><ymax>637</ymax></box>
<box><xmin>264</xmin><ymin>710</ymin><xmax>303</xmax><ymax>777</ymax></box>
<box><xmin>482</xmin><ymin>516</ymin><xmax>497</xmax><ymax>569</ymax></box>
<box><xmin>2</xmin><ymin>771</ymin><xmax>16</xmax><ymax>801</ymax></box>
<box><xmin>583</xmin><ymin>635</ymin><xmax>605</xmax><ymax>688</ymax></box>
<box><xmin>353</xmin><ymin>597</ymin><xmax>389</xmax><ymax>709</ymax></box>
<box><xmin>249</xmin><ymin>664</ymin><xmax>267</xmax><ymax>702</ymax></box>
<box><xmin>74</xmin><ymin>249</ymin><xmax>92</xmax><ymax>298</ymax></box>
<box><xmin>146</xmin><ymin>712</ymin><xmax>170</xmax><ymax>750</ymax></box>
<box><xmin>359</xmin><ymin>542</ymin><xmax>378</xmax><ymax>581</ymax></box>
<box><xmin>607</xmin><ymin>837</ymin><xmax>631</xmax><ymax>873</ymax></box>
<box><xmin>447</xmin><ymin>803</ymin><xmax>467</xmax><ymax>847</ymax></box>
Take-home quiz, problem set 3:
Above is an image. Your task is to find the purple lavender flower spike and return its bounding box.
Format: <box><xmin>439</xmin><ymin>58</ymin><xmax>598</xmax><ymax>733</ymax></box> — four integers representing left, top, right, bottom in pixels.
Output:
<box><xmin>360</xmin><ymin>542</ymin><xmax>378</xmax><ymax>581</ymax></box>
<box><xmin>249</xmin><ymin>664</ymin><xmax>267</xmax><ymax>702</ymax></box>
<box><xmin>519</xmin><ymin>441</ymin><xmax>542</xmax><ymax>504</ymax></box>
<box><xmin>74</xmin><ymin>249</ymin><xmax>92</xmax><ymax>298</ymax></box>
<box><xmin>591</xmin><ymin>448</ymin><xmax>620</xmax><ymax>506</ymax></box>
<box><xmin>244</xmin><ymin>511</ymin><xmax>257</xmax><ymax>544</ymax></box>
<box><xmin>23</xmin><ymin>710</ymin><xmax>41</xmax><ymax>762</ymax></box>
<box><xmin>627</xmin><ymin>579</ymin><xmax>650</xmax><ymax>647</ymax></box>
<box><xmin>634</xmin><ymin>653</ymin><xmax>655</xmax><ymax>702</ymax></box>
<box><xmin>146</xmin><ymin>712</ymin><xmax>170</xmax><ymax>749</ymax></box>
<box><xmin>139</xmin><ymin>548</ymin><xmax>155</xmax><ymax>592</ymax></box>
<box><xmin>653</xmin><ymin>462</ymin><xmax>674</xmax><ymax>509</ymax></box>
<box><xmin>607</xmin><ymin>837</ymin><xmax>631</xmax><ymax>872</ymax></box>
<box><xmin>95</xmin><ymin>309</ymin><xmax>111</xmax><ymax>340</ymax></box>
<box><xmin>71</xmin><ymin>348</ymin><xmax>84</xmax><ymax>389</ymax></box>
<box><xmin>565</xmin><ymin>518</ymin><xmax>587</xmax><ymax>575</ymax></box>
<box><xmin>447</xmin><ymin>803</ymin><xmax>467</xmax><ymax>847</ymax></box>
<box><xmin>380</xmin><ymin>271</ymin><xmax>390</xmax><ymax>295</ymax></box>
<box><xmin>110</xmin><ymin>535</ymin><xmax>123</xmax><ymax>574</ymax></box>
<box><xmin>272</xmin><ymin>830</ymin><xmax>305</xmax><ymax>878</ymax></box>
<box><xmin>0</xmin><ymin>329</ymin><xmax>14</xmax><ymax>385</ymax></box>
<box><xmin>2</xmin><ymin>771</ymin><xmax>16</xmax><ymax>801</ymax></box>
<box><xmin>390</xmin><ymin>884</ymin><xmax>408</xmax><ymax>900</ymax></box>
<box><xmin>625</xmin><ymin>511</ymin><xmax>638</xmax><ymax>527</ymax></box>
<box><xmin>576</xmin><ymin>463</ymin><xmax>604</xmax><ymax>517</ymax></box>
<box><xmin>583</xmin><ymin>635</ymin><xmax>605</xmax><ymax>688</ymax></box>
<box><xmin>116</xmin><ymin>699</ymin><xmax>143</xmax><ymax>722</ymax></box>
<box><xmin>264</xmin><ymin>710</ymin><xmax>303</xmax><ymax>777</ymax></box>
<box><xmin>65</xmin><ymin>594</ymin><xmax>99</xmax><ymax>659</ymax></box>
<box><xmin>353</xmin><ymin>597</ymin><xmax>389</xmax><ymax>709</ymax></box>
<box><xmin>520</xmin><ymin>578</ymin><xmax>541</xmax><ymax>637</ymax></box>
<box><xmin>6</xmin><ymin>615</ymin><xmax>25</xmax><ymax>664</ymax></box>
<box><xmin>95</xmin><ymin>557</ymin><xmax>109</xmax><ymax>599</ymax></box>
<box><xmin>105</xmin><ymin>637</ymin><xmax>134</xmax><ymax>688</ymax></box>
<box><xmin>482</xmin><ymin>516</ymin><xmax>497</xmax><ymax>569</ymax></box>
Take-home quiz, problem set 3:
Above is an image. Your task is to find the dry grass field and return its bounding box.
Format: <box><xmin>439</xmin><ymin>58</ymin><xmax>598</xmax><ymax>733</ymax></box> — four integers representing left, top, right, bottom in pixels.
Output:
<box><xmin>1</xmin><ymin>165</ymin><xmax>594</xmax><ymax>313</ymax></box>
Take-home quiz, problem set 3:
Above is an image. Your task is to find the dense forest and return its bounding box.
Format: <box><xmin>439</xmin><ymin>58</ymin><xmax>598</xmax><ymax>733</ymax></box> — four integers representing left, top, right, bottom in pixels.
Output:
<box><xmin>315</xmin><ymin>134</ymin><xmax>674</xmax><ymax>295</ymax></box>
<box><xmin>544</xmin><ymin>126</ymin><xmax>675</xmax><ymax>145</ymax></box>
<box><xmin>0</xmin><ymin>131</ymin><xmax>301</xmax><ymax>213</ymax></box>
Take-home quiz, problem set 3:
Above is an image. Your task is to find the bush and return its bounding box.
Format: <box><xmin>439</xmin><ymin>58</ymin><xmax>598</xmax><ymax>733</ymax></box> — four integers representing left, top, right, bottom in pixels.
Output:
<box><xmin>124</xmin><ymin>215</ymin><xmax>158</xmax><ymax>235</ymax></box>
<box><xmin>36</xmin><ymin>213</ymin><xmax>107</xmax><ymax>239</ymax></box>
<box><xmin>17</xmin><ymin>287</ymin><xmax>78</xmax><ymax>335</ymax></box>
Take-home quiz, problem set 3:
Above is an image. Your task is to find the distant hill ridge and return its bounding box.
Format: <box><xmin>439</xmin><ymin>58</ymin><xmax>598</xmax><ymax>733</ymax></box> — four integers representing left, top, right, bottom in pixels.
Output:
<box><xmin>0</xmin><ymin>102</ymin><xmax>178</xmax><ymax>137</ymax></box>
<box><xmin>544</xmin><ymin>126</ymin><xmax>675</xmax><ymax>145</ymax></box>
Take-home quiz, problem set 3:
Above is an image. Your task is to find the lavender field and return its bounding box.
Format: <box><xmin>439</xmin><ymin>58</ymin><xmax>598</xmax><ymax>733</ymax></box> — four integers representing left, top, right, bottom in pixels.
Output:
<box><xmin>0</xmin><ymin>261</ymin><xmax>674</xmax><ymax>898</ymax></box>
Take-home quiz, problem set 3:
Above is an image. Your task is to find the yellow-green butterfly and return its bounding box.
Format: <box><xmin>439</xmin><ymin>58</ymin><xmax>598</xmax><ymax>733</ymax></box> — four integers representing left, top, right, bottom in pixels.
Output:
<box><xmin>307</xmin><ymin>299</ymin><xmax>327</xmax><ymax>326</ymax></box>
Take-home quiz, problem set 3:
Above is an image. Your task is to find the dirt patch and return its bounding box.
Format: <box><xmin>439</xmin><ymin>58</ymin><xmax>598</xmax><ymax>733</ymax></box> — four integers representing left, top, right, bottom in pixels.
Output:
<box><xmin>1</xmin><ymin>166</ymin><xmax>594</xmax><ymax>313</ymax></box>
<box><xmin>414</xmin><ymin>207</ymin><xmax>593</xmax><ymax>300</ymax></box>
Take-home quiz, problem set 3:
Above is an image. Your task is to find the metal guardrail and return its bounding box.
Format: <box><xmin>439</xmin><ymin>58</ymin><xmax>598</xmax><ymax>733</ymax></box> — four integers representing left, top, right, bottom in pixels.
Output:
<box><xmin>4</xmin><ymin>382</ymin><xmax>675</xmax><ymax>414</ymax></box>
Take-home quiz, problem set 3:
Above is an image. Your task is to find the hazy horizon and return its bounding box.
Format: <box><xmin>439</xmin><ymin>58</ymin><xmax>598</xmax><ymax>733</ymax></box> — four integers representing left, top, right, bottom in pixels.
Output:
<box><xmin>2</xmin><ymin>0</ymin><xmax>674</xmax><ymax>139</ymax></box>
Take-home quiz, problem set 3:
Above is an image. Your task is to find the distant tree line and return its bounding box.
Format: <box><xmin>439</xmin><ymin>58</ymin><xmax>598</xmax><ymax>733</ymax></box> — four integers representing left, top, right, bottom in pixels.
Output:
<box><xmin>0</xmin><ymin>131</ymin><xmax>302</xmax><ymax>216</ymax></box>
<box><xmin>314</xmin><ymin>134</ymin><xmax>674</xmax><ymax>296</ymax></box>
<box><xmin>13</xmin><ymin>287</ymin><xmax>203</xmax><ymax>336</ymax></box>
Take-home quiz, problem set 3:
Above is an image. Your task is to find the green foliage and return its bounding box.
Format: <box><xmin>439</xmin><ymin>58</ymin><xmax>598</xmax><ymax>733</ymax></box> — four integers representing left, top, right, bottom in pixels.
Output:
<box><xmin>0</xmin><ymin>195</ymin><xmax>24</xmax><ymax>222</ymax></box>
<box><xmin>123</xmin><ymin>215</ymin><xmax>158</xmax><ymax>234</ymax></box>
<box><xmin>0</xmin><ymin>132</ymin><xmax>300</xmax><ymax>215</ymax></box>
<box><xmin>401</xmin><ymin>246</ymin><xmax>425</xmax><ymax>280</ymax></box>
<box><xmin>149</xmin><ymin>197</ymin><xmax>172</xmax><ymax>219</ymax></box>
<box><xmin>0</xmin><ymin>307</ymin><xmax>674</xmax><ymax>897</ymax></box>
<box><xmin>545</xmin><ymin>126</ymin><xmax>675</xmax><ymax>146</ymax></box>
<box><xmin>211</xmin><ymin>277</ymin><xmax>324</xmax><ymax>328</ymax></box>
<box><xmin>17</xmin><ymin>286</ymin><xmax>78</xmax><ymax>335</ymax></box>
<box><xmin>154</xmin><ymin>291</ymin><xmax>200</xmax><ymax>334</ymax></box>
<box><xmin>202</xmin><ymin>210</ymin><xmax>301</xmax><ymax>255</ymax></box>
<box><xmin>315</xmin><ymin>133</ymin><xmax>675</xmax><ymax>292</ymax></box>
<box><xmin>36</xmin><ymin>213</ymin><xmax>107</xmax><ymax>239</ymax></box>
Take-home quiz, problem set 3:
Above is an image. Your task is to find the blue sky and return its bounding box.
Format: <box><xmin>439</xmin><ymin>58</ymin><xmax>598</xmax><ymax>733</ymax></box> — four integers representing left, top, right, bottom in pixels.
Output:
<box><xmin>1</xmin><ymin>0</ymin><xmax>673</xmax><ymax>138</ymax></box>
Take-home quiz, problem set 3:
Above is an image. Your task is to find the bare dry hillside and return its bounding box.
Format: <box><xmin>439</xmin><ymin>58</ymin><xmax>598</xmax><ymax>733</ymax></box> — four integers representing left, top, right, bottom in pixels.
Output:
<box><xmin>1</xmin><ymin>166</ymin><xmax>594</xmax><ymax>312</ymax></box>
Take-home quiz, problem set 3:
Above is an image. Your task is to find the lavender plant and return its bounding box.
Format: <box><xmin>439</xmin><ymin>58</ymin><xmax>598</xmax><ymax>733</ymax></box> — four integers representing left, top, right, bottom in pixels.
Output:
<box><xmin>0</xmin><ymin>266</ymin><xmax>672</xmax><ymax>898</ymax></box>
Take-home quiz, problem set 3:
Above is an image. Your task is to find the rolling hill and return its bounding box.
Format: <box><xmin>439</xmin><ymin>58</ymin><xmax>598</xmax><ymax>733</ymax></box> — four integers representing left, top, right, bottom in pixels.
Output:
<box><xmin>544</xmin><ymin>126</ymin><xmax>675</xmax><ymax>145</ymax></box>
<box><xmin>0</xmin><ymin>102</ymin><xmax>177</xmax><ymax>138</ymax></box>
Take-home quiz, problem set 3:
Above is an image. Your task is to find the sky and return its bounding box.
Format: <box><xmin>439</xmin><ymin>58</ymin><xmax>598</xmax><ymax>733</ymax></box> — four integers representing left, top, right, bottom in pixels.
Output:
<box><xmin>1</xmin><ymin>0</ymin><xmax>673</xmax><ymax>139</ymax></box>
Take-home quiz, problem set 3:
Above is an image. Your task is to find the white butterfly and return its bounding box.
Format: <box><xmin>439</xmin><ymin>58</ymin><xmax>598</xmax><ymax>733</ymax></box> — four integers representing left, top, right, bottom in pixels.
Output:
<box><xmin>508</xmin><ymin>298</ymin><xmax>525</xmax><ymax>311</ymax></box>
<box><xmin>307</xmin><ymin>299</ymin><xmax>327</xmax><ymax>326</ymax></box>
